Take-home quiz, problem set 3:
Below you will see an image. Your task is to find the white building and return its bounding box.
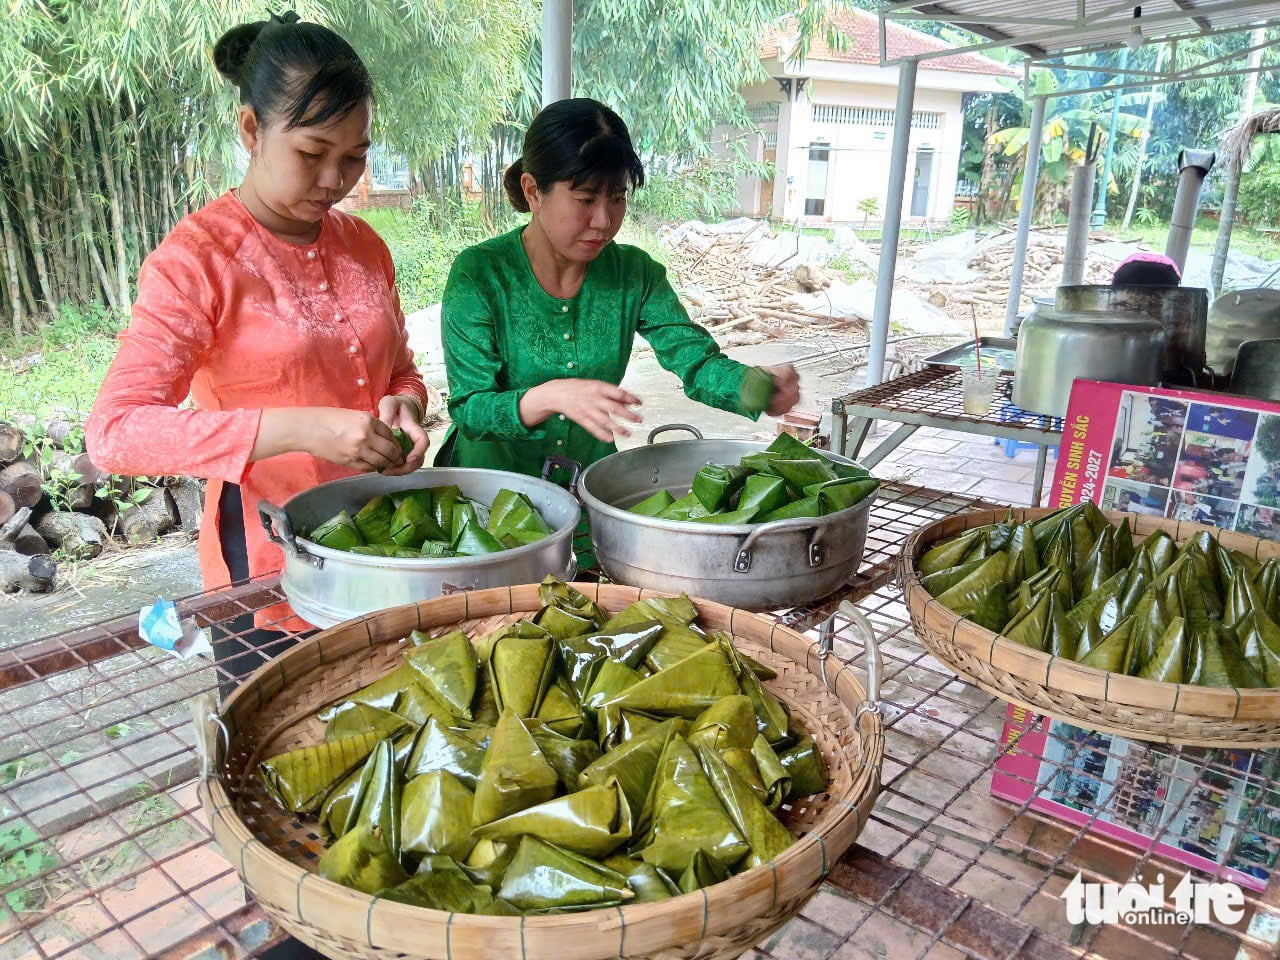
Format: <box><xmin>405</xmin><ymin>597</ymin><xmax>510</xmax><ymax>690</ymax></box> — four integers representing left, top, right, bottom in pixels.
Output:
<box><xmin>719</xmin><ymin>9</ymin><xmax>1016</xmax><ymax>226</ymax></box>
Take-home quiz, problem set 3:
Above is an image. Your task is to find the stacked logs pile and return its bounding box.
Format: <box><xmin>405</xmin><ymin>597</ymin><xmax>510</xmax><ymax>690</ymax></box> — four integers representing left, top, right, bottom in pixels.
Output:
<box><xmin>0</xmin><ymin>415</ymin><xmax>203</xmax><ymax>593</ymax></box>
<box><xmin>661</xmin><ymin>228</ymin><xmax>867</xmax><ymax>346</ymax></box>
<box><xmin>940</xmin><ymin>232</ymin><xmax>1114</xmax><ymax>310</ymax></box>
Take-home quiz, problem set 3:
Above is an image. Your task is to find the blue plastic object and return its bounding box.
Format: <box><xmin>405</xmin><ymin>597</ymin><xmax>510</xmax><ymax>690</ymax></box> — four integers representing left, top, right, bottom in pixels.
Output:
<box><xmin>993</xmin><ymin>401</ymin><xmax>1059</xmax><ymax>459</ymax></box>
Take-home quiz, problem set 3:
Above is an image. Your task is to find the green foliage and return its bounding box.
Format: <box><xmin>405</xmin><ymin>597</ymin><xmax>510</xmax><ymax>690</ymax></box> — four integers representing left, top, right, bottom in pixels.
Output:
<box><xmin>0</xmin><ymin>329</ymin><xmax>119</xmax><ymax>421</ymax></box>
<box><xmin>1134</xmin><ymin>207</ymin><xmax>1161</xmax><ymax>227</ymax></box>
<box><xmin>365</xmin><ymin>201</ymin><xmax>495</xmax><ymax>314</ymax></box>
<box><xmin>96</xmin><ymin>477</ymin><xmax>156</xmax><ymax>529</ymax></box>
<box><xmin>559</xmin><ymin>0</ymin><xmax>862</xmax><ymax>159</ymax></box>
<box><xmin>0</xmin><ymin>809</ymin><xmax>58</xmax><ymax>918</ymax></box>
<box><xmin>856</xmin><ymin>196</ymin><xmax>880</xmax><ymax>224</ymax></box>
<box><xmin>631</xmin><ymin>157</ymin><xmax>761</xmax><ymax>222</ymax></box>
<box><xmin>1256</xmin><ymin>417</ymin><xmax>1280</xmax><ymax>464</ymax></box>
<box><xmin>1237</xmin><ymin>147</ymin><xmax>1280</xmax><ymax>227</ymax></box>
<box><xmin>950</xmin><ymin>208</ymin><xmax>971</xmax><ymax>229</ymax></box>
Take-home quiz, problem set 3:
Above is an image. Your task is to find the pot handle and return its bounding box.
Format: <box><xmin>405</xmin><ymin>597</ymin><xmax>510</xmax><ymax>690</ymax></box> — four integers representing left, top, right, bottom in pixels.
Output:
<box><xmin>258</xmin><ymin>500</ymin><xmax>323</xmax><ymax>569</ymax></box>
<box><xmin>541</xmin><ymin>455</ymin><xmax>583</xmax><ymax>496</ymax></box>
<box><xmin>732</xmin><ymin>517</ymin><xmax>823</xmax><ymax>574</ymax></box>
<box><xmin>647</xmin><ymin>423</ymin><xmax>704</xmax><ymax>444</ymax></box>
<box><xmin>818</xmin><ymin>599</ymin><xmax>882</xmax><ymax>715</ymax></box>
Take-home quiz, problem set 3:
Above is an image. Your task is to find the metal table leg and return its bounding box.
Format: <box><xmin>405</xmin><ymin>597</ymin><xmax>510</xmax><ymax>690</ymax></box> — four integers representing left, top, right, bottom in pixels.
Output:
<box><xmin>832</xmin><ymin>402</ymin><xmax>849</xmax><ymax>458</ymax></box>
<box><xmin>845</xmin><ymin>417</ymin><xmax>874</xmax><ymax>461</ymax></box>
<box><xmin>1031</xmin><ymin>444</ymin><xmax>1049</xmax><ymax>508</ymax></box>
<box><xmin>861</xmin><ymin>424</ymin><xmax>918</xmax><ymax>470</ymax></box>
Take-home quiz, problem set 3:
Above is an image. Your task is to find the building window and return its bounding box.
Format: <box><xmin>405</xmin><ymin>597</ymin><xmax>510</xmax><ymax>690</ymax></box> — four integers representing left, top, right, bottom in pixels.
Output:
<box><xmin>805</xmin><ymin>143</ymin><xmax>830</xmax><ymax>217</ymax></box>
<box><xmin>747</xmin><ymin>102</ymin><xmax>781</xmax><ymax>124</ymax></box>
<box><xmin>811</xmin><ymin>104</ymin><xmax>942</xmax><ymax>129</ymax></box>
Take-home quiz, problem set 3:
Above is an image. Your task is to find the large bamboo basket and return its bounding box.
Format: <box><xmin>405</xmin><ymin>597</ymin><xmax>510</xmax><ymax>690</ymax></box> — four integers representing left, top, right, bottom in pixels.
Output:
<box><xmin>198</xmin><ymin>584</ymin><xmax>884</xmax><ymax>960</ymax></box>
<box><xmin>900</xmin><ymin>507</ymin><xmax>1280</xmax><ymax>748</ymax></box>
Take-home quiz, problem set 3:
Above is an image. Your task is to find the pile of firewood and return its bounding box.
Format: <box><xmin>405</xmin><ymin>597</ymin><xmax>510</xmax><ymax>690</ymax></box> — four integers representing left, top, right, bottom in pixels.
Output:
<box><xmin>968</xmin><ymin>232</ymin><xmax>1114</xmax><ymax>289</ymax></box>
<box><xmin>0</xmin><ymin>416</ymin><xmax>203</xmax><ymax>593</ymax></box>
<box><xmin>661</xmin><ymin>228</ymin><xmax>866</xmax><ymax>346</ymax></box>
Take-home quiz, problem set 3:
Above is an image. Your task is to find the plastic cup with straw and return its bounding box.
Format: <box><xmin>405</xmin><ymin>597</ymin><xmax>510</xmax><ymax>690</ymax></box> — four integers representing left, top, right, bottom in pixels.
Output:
<box><xmin>961</xmin><ymin>306</ymin><xmax>998</xmax><ymax>416</ymax></box>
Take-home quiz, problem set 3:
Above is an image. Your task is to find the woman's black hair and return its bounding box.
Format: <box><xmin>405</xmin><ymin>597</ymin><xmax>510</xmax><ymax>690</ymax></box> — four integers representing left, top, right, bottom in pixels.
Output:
<box><xmin>213</xmin><ymin>12</ymin><xmax>372</xmax><ymax>130</ymax></box>
<box><xmin>503</xmin><ymin>98</ymin><xmax>645</xmax><ymax>213</ymax></box>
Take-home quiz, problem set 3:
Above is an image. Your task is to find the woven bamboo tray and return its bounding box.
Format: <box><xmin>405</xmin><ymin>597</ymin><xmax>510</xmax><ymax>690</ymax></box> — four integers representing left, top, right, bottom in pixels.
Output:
<box><xmin>900</xmin><ymin>507</ymin><xmax>1280</xmax><ymax>747</ymax></box>
<box><xmin>197</xmin><ymin>584</ymin><xmax>884</xmax><ymax>960</ymax></box>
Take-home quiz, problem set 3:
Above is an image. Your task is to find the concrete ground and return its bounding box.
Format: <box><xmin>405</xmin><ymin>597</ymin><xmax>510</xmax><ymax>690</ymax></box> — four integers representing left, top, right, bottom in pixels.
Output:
<box><xmin>857</xmin><ymin>423</ymin><xmax>1051</xmax><ymax>508</ymax></box>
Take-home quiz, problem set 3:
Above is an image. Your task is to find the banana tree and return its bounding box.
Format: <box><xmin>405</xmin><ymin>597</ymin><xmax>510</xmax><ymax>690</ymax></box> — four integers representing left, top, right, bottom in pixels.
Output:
<box><xmin>988</xmin><ymin>65</ymin><xmax>1151</xmax><ymax>218</ymax></box>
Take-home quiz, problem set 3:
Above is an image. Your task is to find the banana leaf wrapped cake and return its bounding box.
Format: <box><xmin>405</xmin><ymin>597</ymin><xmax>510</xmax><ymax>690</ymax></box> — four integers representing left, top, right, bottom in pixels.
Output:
<box><xmin>630</xmin><ymin>433</ymin><xmax>877</xmax><ymax>526</ymax></box>
<box><xmin>918</xmin><ymin>502</ymin><xmax>1280</xmax><ymax>689</ymax></box>
<box><xmin>306</xmin><ymin>485</ymin><xmax>553</xmax><ymax>558</ymax></box>
<box><xmin>259</xmin><ymin>577</ymin><xmax>828</xmax><ymax>915</ymax></box>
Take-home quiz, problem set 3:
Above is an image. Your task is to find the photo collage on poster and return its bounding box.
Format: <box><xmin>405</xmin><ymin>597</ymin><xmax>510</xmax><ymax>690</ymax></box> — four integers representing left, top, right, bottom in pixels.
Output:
<box><xmin>1101</xmin><ymin>391</ymin><xmax>1280</xmax><ymax>539</ymax></box>
<box><xmin>1034</xmin><ymin>721</ymin><xmax>1279</xmax><ymax>884</ymax></box>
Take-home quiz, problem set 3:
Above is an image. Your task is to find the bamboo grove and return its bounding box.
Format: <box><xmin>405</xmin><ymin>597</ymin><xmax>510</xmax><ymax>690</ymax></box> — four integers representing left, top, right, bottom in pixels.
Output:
<box><xmin>0</xmin><ymin>0</ymin><xmax>849</xmax><ymax>336</ymax></box>
<box><xmin>0</xmin><ymin>0</ymin><xmax>535</xmax><ymax>336</ymax></box>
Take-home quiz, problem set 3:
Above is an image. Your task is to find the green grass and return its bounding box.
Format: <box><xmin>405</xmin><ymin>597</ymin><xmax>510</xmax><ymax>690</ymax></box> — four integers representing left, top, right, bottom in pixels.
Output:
<box><xmin>354</xmin><ymin>206</ymin><xmax>420</xmax><ymax>243</ymax></box>
<box><xmin>1122</xmin><ymin>218</ymin><xmax>1280</xmax><ymax>260</ymax></box>
<box><xmin>0</xmin><ymin>327</ymin><xmax>122</xmax><ymax>422</ymax></box>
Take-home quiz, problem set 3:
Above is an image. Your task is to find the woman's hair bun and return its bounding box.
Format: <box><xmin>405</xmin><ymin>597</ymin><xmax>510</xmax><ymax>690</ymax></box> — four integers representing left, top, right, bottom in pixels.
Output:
<box><xmin>503</xmin><ymin>159</ymin><xmax>530</xmax><ymax>213</ymax></box>
<box><xmin>213</xmin><ymin>20</ymin><xmax>268</xmax><ymax>84</ymax></box>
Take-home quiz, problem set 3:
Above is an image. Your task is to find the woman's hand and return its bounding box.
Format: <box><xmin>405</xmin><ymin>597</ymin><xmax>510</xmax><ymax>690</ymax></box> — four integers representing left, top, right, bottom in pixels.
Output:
<box><xmin>378</xmin><ymin>395</ymin><xmax>430</xmax><ymax>477</ymax></box>
<box><xmin>520</xmin><ymin>380</ymin><xmax>643</xmax><ymax>443</ymax></box>
<box><xmin>765</xmin><ymin>364</ymin><xmax>801</xmax><ymax>417</ymax></box>
<box><xmin>254</xmin><ymin>407</ymin><xmax>405</xmax><ymax>472</ymax></box>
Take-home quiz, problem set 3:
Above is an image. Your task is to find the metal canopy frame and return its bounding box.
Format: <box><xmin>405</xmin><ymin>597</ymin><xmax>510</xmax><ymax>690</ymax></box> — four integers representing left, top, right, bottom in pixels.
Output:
<box><xmin>882</xmin><ymin>0</ymin><xmax>1280</xmax><ymax>69</ymax></box>
<box><xmin>860</xmin><ymin>1</ymin><xmax>1280</xmax><ymax>377</ymax></box>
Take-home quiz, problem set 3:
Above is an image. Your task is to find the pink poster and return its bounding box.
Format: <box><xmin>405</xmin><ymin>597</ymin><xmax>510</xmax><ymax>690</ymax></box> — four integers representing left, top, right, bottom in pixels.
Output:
<box><xmin>991</xmin><ymin>381</ymin><xmax>1280</xmax><ymax>890</ymax></box>
<box><xmin>1048</xmin><ymin>381</ymin><xmax>1280</xmax><ymax>540</ymax></box>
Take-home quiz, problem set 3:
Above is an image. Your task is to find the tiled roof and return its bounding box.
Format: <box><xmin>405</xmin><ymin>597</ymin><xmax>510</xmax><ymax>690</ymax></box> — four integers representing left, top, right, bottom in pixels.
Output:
<box><xmin>761</xmin><ymin>9</ymin><xmax>1018</xmax><ymax>78</ymax></box>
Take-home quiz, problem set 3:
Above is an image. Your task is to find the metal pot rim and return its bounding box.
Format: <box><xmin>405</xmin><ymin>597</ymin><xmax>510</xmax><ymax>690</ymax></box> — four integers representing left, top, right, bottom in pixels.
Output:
<box><xmin>279</xmin><ymin>467</ymin><xmax>580</xmax><ymax>568</ymax></box>
<box><xmin>578</xmin><ymin>438</ymin><xmax>876</xmax><ymax>535</ymax></box>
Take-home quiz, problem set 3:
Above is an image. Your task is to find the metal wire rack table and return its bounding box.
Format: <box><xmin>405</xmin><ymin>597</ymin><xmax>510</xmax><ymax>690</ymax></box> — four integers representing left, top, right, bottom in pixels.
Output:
<box><xmin>0</xmin><ymin>482</ymin><xmax>1276</xmax><ymax>959</ymax></box>
<box><xmin>831</xmin><ymin>368</ymin><xmax>1065</xmax><ymax>508</ymax></box>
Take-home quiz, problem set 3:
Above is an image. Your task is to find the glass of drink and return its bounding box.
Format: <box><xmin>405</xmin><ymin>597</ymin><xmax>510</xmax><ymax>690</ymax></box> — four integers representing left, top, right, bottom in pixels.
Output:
<box><xmin>962</xmin><ymin>366</ymin><xmax>998</xmax><ymax>417</ymax></box>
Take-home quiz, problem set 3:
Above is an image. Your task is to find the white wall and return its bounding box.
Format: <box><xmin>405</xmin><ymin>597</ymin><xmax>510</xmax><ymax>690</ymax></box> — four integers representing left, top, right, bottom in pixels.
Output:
<box><xmin>720</xmin><ymin>72</ymin><xmax>973</xmax><ymax>225</ymax></box>
<box><xmin>803</xmin><ymin>78</ymin><xmax>965</xmax><ymax>224</ymax></box>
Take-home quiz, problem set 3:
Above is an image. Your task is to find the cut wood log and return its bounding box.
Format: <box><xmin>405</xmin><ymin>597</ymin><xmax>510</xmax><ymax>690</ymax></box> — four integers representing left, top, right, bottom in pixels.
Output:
<box><xmin>791</xmin><ymin>263</ymin><xmax>831</xmax><ymax>291</ymax></box>
<box><xmin>14</xmin><ymin>525</ymin><xmax>48</xmax><ymax>556</ymax></box>
<box><xmin>42</xmin><ymin>452</ymin><xmax>105</xmax><ymax>511</ymax></box>
<box><xmin>119</xmin><ymin>487</ymin><xmax>177</xmax><ymax>544</ymax></box>
<box><xmin>89</xmin><ymin>494</ymin><xmax>120</xmax><ymax>538</ymax></box>
<box><xmin>42</xmin><ymin>417</ymin><xmax>73</xmax><ymax>447</ymax></box>
<box><xmin>0</xmin><ymin>551</ymin><xmax>55</xmax><ymax>593</ymax></box>
<box><xmin>0</xmin><ymin>462</ymin><xmax>42</xmax><ymax>509</ymax></box>
<box><xmin>755</xmin><ymin>307</ymin><xmax>853</xmax><ymax>328</ymax></box>
<box><xmin>0</xmin><ymin>506</ymin><xmax>29</xmax><ymax>547</ymax></box>
<box><xmin>0</xmin><ymin>506</ymin><xmax>50</xmax><ymax>568</ymax></box>
<box><xmin>0</xmin><ymin>421</ymin><xmax>24</xmax><ymax>465</ymax></box>
<box><xmin>168</xmin><ymin>476</ymin><xmax>204</xmax><ymax>535</ymax></box>
<box><xmin>0</xmin><ymin>492</ymin><xmax>13</xmax><ymax>526</ymax></box>
<box><xmin>35</xmin><ymin>510</ymin><xmax>108</xmax><ymax>560</ymax></box>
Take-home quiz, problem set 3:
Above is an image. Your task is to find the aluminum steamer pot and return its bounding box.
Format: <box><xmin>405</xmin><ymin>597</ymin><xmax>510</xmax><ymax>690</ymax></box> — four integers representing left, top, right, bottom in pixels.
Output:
<box><xmin>1013</xmin><ymin>308</ymin><xmax>1164</xmax><ymax>418</ymax></box>
<box><xmin>1054</xmin><ymin>284</ymin><xmax>1207</xmax><ymax>378</ymax></box>
<box><xmin>259</xmin><ymin>466</ymin><xmax>581</xmax><ymax>627</ymax></box>
<box><xmin>578</xmin><ymin>425</ymin><xmax>875</xmax><ymax>610</ymax></box>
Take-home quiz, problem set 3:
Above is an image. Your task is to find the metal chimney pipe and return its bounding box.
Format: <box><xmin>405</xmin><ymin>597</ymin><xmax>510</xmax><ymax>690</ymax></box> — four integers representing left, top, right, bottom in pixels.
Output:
<box><xmin>1165</xmin><ymin>149</ymin><xmax>1216</xmax><ymax>274</ymax></box>
<box><xmin>1062</xmin><ymin>161</ymin><xmax>1096</xmax><ymax>285</ymax></box>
